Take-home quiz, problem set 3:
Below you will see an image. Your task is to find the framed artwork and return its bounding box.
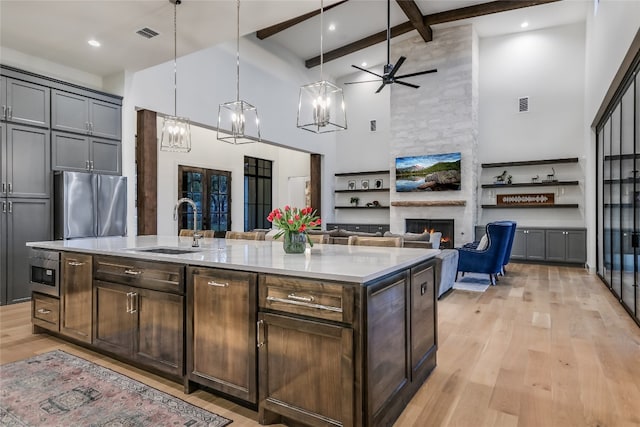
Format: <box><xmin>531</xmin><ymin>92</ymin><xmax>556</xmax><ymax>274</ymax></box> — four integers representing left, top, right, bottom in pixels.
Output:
<box><xmin>361</xmin><ymin>179</ymin><xmax>369</xmax><ymax>190</ymax></box>
<box><xmin>374</xmin><ymin>178</ymin><xmax>383</xmax><ymax>189</ymax></box>
<box><xmin>347</xmin><ymin>180</ymin><xmax>356</xmax><ymax>190</ymax></box>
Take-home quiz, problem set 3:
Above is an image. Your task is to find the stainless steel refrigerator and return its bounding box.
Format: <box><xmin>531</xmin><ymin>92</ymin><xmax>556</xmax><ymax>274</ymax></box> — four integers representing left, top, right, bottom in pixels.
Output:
<box><xmin>54</xmin><ymin>171</ymin><xmax>127</xmax><ymax>239</ymax></box>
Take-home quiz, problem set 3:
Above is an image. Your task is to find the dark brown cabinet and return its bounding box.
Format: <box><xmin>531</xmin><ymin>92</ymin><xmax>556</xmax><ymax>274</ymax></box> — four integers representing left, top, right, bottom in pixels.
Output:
<box><xmin>258</xmin><ymin>274</ymin><xmax>355</xmax><ymax>427</ymax></box>
<box><xmin>93</xmin><ymin>256</ymin><xmax>185</xmax><ymax>378</ymax></box>
<box><xmin>31</xmin><ymin>292</ymin><xmax>59</xmax><ymax>332</ymax></box>
<box><xmin>409</xmin><ymin>263</ymin><xmax>437</xmax><ymax>382</ymax></box>
<box><xmin>186</xmin><ymin>267</ymin><xmax>258</xmax><ymax>403</ymax></box>
<box><xmin>60</xmin><ymin>252</ymin><xmax>92</xmax><ymax>343</ymax></box>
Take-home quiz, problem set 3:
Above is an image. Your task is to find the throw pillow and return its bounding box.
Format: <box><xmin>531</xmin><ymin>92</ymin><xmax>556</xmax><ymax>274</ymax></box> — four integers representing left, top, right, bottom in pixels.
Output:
<box><xmin>477</xmin><ymin>234</ymin><xmax>489</xmax><ymax>251</ymax></box>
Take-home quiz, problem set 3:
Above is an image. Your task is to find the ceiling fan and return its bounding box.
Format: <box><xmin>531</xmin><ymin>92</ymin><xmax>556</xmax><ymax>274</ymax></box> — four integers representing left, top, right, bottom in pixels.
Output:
<box><xmin>345</xmin><ymin>0</ymin><xmax>437</xmax><ymax>93</ymax></box>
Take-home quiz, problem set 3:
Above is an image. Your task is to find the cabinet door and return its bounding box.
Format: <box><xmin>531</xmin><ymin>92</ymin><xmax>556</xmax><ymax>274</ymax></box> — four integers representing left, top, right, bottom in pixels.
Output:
<box><xmin>526</xmin><ymin>230</ymin><xmax>546</xmax><ymax>260</ymax></box>
<box><xmin>60</xmin><ymin>253</ymin><xmax>92</xmax><ymax>343</ymax></box>
<box><xmin>366</xmin><ymin>273</ymin><xmax>408</xmax><ymax>424</ymax></box>
<box><xmin>6</xmin><ymin>124</ymin><xmax>50</xmax><ymax>198</ymax></box>
<box><xmin>511</xmin><ymin>229</ymin><xmax>526</xmax><ymax>260</ymax></box>
<box><xmin>93</xmin><ymin>280</ymin><xmax>135</xmax><ymax>357</ymax></box>
<box><xmin>565</xmin><ymin>230</ymin><xmax>587</xmax><ymax>263</ymax></box>
<box><xmin>52</xmin><ymin>131</ymin><xmax>90</xmax><ymax>172</ymax></box>
<box><xmin>134</xmin><ymin>287</ymin><xmax>184</xmax><ymax>377</ymax></box>
<box><xmin>90</xmin><ymin>138</ymin><xmax>121</xmax><ymax>175</ymax></box>
<box><xmin>52</xmin><ymin>90</ymin><xmax>89</xmax><ymax>134</ymax></box>
<box><xmin>0</xmin><ymin>197</ymin><xmax>5</xmax><ymax>305</ymax></box>
<box><xmin>90</xmin><ymin>99</ymin><xmax>121</xmax><ymax>140</ymax></box>
<box><xmin>4</xmin><ymin>78</ymin><xmax>50</xmax><ymax>128</ymax></box>
<box><xmin>410</xmin><ymin>263</ymin><xmax>436</xmax><ymax>381</ymax></box>
<box><xmin>6</xmin><ymin>198</ymin><xmax>51</xmax><ymax>304</ymax></box>
<box><xmin>258</xmin><ymin>312</ymin><xmax>354</xmax><ymax>427</ymax></box>
<box><xmin>189</xmin><ymin>268</ymin><xmax>257</xmax><ymax>403</ymax></box>
<box><xmin>545</xmin><ymin>230</ymin><xmax>567</xmax><ymax>262</ymax></box>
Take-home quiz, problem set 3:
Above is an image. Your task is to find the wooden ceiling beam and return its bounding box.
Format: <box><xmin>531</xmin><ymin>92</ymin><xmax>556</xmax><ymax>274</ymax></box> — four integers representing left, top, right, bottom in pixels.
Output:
<box><xmin>305</xmin><ymin>0</ymin><xmax>561</xmax><ymax>68</ymax></box>
<box><xmin>256</xmin><ymin>0</ymin><xmax>349</xmax><ymax>40</ymax></box>
<box><xmin>395</xmin><ymin>0</ymin><xmax>432</xmax><ymax>42</ymax></box>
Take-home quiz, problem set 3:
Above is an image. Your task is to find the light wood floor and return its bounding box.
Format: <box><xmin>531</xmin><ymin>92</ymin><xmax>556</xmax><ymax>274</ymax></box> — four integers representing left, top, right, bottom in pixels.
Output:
<box><xmin>1</xmin><ymin>263</ymin><xmax>639</xmax><ymax>427</ymax></box>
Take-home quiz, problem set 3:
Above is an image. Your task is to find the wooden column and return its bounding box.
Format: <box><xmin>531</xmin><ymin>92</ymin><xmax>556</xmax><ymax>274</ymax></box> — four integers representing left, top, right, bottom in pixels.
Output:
<box><xmin>310</xmin><ymin>154</ymin><xmax>322</xmax><ymax>214</ymax></box>
<box><xmin>136</xmin><ymin>109</ymin><xmax>157</xmax><ymax>235</ymax></box>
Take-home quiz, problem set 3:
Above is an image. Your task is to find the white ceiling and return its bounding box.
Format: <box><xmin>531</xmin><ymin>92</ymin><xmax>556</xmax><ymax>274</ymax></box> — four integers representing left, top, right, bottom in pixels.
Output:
<box><xmin>0</xmin><ymin>0</ymin><xmax>589</xmax><ymax>81</ymax></box>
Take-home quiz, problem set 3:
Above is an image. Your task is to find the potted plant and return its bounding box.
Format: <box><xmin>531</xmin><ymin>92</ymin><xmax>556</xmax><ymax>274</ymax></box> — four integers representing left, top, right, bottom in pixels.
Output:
<box><xmin>350</xmin><ymin>197</ymin><xmax>359</xmax><ymax>207</ymax></box>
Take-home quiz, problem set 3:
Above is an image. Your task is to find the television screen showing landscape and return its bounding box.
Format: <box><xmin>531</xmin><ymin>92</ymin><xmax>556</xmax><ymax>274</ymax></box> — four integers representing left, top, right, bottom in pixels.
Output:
<box><xmin>395</xmin><ymin>152</ymin><xmax>461</xmax><ymax>192</ymax></box>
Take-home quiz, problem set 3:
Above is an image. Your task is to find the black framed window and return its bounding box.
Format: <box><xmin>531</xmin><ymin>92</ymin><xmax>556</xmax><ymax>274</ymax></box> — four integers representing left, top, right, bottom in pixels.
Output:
<box><xmin>244</xmin><ymin>156</ymin><xmax>272</xmax><ymax>231</ymax></box>
<box><xmin>178</xmin><ymin>165</ymin><xmax>231</xmax><ymax>235</ymax></box>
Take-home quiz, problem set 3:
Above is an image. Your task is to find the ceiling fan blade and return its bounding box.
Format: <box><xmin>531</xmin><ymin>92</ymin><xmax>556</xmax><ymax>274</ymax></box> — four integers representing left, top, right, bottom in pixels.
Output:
<box><xmin>395</xmin><ymin>80</ymin><xmax>420</xmax><ymax>89</ymax></box>
<box><xmin>351</xmin><ymin>65</ymin><xmax>383</xmax><ymax>78</ymax></box>
<box><xmin>387</xmin><ymin>56</ymin><xmax>406</xmax><ymax>79</ymax></box>
<box><xmin>395</xmin><ymin>68</ymin><xmax>438</xmax><ymax>79</ymax></box>
<box><xmin>344</xmin><ymin>79</ymin><xmax>382</xmax><ymax>85</ymax></box>
<box><xmin>375</xmin><ymin>82</ymin><xmax>387</xmax><ymax>93</ymax></box>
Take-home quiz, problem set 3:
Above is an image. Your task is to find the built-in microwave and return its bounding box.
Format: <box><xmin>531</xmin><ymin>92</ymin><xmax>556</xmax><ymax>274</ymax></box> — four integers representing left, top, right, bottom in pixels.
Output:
<box><xmin>29</xmin><ymin>249</ymin><xmax>60</xmax><ymax>297</ymax></box>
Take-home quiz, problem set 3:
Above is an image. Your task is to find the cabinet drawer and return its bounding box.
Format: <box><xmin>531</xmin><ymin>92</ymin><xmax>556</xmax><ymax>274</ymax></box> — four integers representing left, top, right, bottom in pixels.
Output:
<box><xmin>94</xmin><ymin>256</ymin><xmax>185</xmax><ymax>294</ymax></box>
<box><xmin>32</xmin><ymin>292</ymin><xmax>59</xmax><ymax>331</ymax></box>
<box><xmin>259</xmin><ymin>275</ymin><xmax>353</xmax><ymax>324</ymax></box>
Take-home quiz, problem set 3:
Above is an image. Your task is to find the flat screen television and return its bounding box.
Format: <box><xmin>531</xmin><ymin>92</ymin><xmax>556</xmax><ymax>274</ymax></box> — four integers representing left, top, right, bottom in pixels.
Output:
<box><xmin>395</xmin><ymin>152</ymin><xmax>461</xmax><ymax>192</ymax></box>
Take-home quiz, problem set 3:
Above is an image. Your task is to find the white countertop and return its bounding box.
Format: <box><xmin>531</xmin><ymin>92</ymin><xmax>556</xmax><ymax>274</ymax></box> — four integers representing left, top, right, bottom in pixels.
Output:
<box><xmin>27</xmin><ymin>235</ymin><xmax>440</xmax><ymax>284</ymax></box>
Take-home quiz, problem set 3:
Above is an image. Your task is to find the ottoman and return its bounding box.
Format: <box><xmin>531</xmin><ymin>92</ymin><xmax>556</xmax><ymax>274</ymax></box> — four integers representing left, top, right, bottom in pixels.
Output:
<box><xmin>436</xmin><ymin>249</ymin><xmax>459</xmax><ymax>298</ymax></box>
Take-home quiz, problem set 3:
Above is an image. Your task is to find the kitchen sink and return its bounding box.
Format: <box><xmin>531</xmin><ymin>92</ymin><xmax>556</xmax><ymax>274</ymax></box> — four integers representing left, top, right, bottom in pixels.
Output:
<box><xmin>135</xmin><ymin>247</ymin><xmax>201</xmax><ymax>255</ymax></box>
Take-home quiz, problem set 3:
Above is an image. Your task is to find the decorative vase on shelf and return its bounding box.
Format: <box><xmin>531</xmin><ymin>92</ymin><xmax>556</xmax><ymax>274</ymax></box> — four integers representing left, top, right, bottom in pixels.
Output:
<box><xmin>283</xmin><ymin>231</ymin><xmax>307</xmax><ymax>254</ymax></box>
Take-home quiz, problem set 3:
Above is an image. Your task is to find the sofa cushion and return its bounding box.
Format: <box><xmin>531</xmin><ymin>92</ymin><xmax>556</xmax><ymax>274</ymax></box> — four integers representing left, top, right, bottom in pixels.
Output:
<box><xmin>335</xmin><ymin>229</ymin><xmax>382</xmax><ymax>238</ymax></box>
<box><xmin>477</xmin><ymin>234</ymin><xmax>489</xmax><ymax>251</ymax></box>
<box><xmin>384</xmin><ymin>231</ymin><xmax>430</xmax><ymax>241</ymax></box>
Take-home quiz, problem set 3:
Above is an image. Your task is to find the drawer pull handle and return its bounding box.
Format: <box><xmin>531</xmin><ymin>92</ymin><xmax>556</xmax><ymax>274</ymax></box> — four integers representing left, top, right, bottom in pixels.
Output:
<box><xmin>124</xmin><ymin>269</ymin><xmax>142</xmax><ymax>276</ymax></box>
<box><xmin>68</xmin><ymin>261</ymin><xmax>85</xmax><ymax>266</ymax></box>
<box><xmin>37</xmin><ymin>308</ymin><xmax>51</xmax><ymax>314</ymax></box>
<box><xmin>207</xmin><ymin>281</ymin><xmax>229</xmax><ymax>288</ymax></box>
<box><xmin>257</xmin><ymin>319</ymin><xmax>264</xmax><ymax>348</ymax></box>
<box><xmin>266</xmin><ymin>296</ymin><xmax>342</xmax><ymax>313</ymax></box>
<box><xmin>287</xmin><ymin>293</ymin><xmax>314</xmax><ymax>302</ymax></box>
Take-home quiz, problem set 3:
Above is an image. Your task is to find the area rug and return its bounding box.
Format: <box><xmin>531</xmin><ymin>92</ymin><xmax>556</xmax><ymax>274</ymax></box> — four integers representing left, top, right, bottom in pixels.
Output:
<box><xmin>0</xmin><ymin>350</ymin><xmax>232</xmax><ymax>427</ymax></box>
<box><xmin>453</xmin><ymin>272</ymin><xmax>491</xmax><ymax>293</ymax></box>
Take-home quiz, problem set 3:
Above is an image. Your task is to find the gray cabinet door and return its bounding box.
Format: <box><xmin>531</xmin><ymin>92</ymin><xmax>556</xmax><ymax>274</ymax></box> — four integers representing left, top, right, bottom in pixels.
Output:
<box><xmin>5</xmin><ymin>198</ymin><xmax>52</xmax><ymax>304</ymax></box>
<box><xmin>90</xmin><ymin>99</ymin><xmax>121</xmax><ymax>140</ymax></box>
<box><xmin>0</xmin><ymin>199</ymin><xmax>6</xmax><ymax>305</ymax></box>
<box><xmin>5</xmin><ymin>78</ymin><xmax>50</xmax><ymax>128</ymax></box>
<box><xmin>565</xmin><ymin>230</ymin><xmax>586</xmax><ymax>263</ymax></box>
<box><xmin>526</xmin><ymin>230</ymin><xmax>546</xmax><ymax>260</ymax></box>
<box><xmin>6</xmin><ymin>124</ymin><xmax>50</xmax><ymax>198</ymax></box>
<box><xmin>52</xmin><ymin>89</ymin><xmax>89</xmax><ymax>134</ymax></box>
<box><xmin>90</xmin><ymin>138</ymin><xmax>121</xmax><ymax>175</ymax></box>
<box><xmin>0</xmin><ymin>122</ymin><xmax>4</xmax><ymax>197</ymax></box>
<box><xmin>52</xmin><ymin>131</ymin><xmax>90</xmax><ymax>172</ymax></box>
<box><xmin>511</xmin><ymin>229</ymin><xmax>526</xmax><ymax>260</ymax></box>
<box><xmin>545</xmin><ymin>230</ymin><xmax>567</xmax><ymax>262</ymax></box>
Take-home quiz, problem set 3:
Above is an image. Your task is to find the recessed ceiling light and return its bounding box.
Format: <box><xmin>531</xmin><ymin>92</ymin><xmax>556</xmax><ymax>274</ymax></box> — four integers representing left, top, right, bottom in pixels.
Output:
<box><xmin>328</xmin><ymin>23</ymin><xmax>336</xmax><ymax>31</ymax></box>
<box><xmin>88</xmin><ymin>39</ymin><xmax>101</xmax><ymax>47</ymax></box>
<box><xmin>361</xmin><ymin>62</ymin><xmax>367</xmax><ymax>67</ymax></box>
<box><xmin>520</xmin><ymin>22</ymin><xmax>529</xmax><ymax>29</ymax></box>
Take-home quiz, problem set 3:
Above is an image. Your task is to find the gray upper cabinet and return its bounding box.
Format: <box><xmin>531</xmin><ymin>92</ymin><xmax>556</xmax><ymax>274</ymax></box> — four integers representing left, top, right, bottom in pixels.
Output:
<box><xmin>52</xmin><ymin>89</ymin><xmax>121</xmax><ymax>140</ymax></box>
<box><xmin>2</xmin><ymin>124</ymin><xmax>51</xmax><ymax>198</ymax></box>
<box><xmin>52</xmin><ymin>131</ymin><xmax>121</xmax><ymax>175</ymax></box>
<box><xmin>1</xmin><ymin>76</ymin><xmax>50</xmax><ymax>128</ymax></box>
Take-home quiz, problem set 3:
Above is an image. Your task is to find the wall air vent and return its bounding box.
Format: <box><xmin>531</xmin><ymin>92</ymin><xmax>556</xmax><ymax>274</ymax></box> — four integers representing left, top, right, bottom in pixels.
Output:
<box><xmin>518</xmin><ymin>96</ymin><xmax>529</xmax><ymax>113</ymax></box>
<box><xmin>136</xmin><ymin>27</ymin><xmax>160</xmax><ymax>39</ymax></box>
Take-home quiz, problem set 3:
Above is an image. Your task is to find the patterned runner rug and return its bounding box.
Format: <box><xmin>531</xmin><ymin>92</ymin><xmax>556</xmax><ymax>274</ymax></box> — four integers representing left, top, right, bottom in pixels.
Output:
<box><xmin>0</xmin><ymin>350</ymin><xmax>232</xmax><ymax>426</ymax></box>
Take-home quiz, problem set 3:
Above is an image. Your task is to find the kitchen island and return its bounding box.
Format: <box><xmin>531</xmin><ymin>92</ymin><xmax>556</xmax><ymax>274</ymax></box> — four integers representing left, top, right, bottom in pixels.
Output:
<box><xmin>28</xmin><ymin>236</ymin><xmax>440</xmax><ymax>427</ymax></box>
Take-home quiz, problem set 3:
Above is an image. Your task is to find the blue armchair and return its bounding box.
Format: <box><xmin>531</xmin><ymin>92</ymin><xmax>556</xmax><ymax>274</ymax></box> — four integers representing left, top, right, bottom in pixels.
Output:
<box><xmin>456</xmin><ymin>222</ymin><xmax>512</xmax><ymax>285</ymax></box>
<box><xmin>493</xmin><ymin>220</ymin><xmax>517</xmax><ymax>274</ymax></box>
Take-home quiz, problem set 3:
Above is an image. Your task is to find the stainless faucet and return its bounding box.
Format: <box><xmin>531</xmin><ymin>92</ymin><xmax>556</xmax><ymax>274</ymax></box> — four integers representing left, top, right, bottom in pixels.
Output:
<box><xmin>173</xmin><ymin>197</ymin><xmax>200</xmax><ymax>247</ymax></box>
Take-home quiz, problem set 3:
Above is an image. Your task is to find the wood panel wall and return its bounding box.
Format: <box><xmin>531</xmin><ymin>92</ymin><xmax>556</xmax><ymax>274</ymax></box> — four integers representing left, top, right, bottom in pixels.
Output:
<box><xmin>136</xmin><ymin>109</ymin><xmax>157</xmax><ymax>235</ymax></box>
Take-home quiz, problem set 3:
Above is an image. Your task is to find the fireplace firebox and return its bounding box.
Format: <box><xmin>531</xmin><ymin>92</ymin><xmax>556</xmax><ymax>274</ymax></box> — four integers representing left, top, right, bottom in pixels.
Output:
<box><xmin>405</xmin><ymin>219</ymin><xmax>454</xmax><ymax>249</ymax></box>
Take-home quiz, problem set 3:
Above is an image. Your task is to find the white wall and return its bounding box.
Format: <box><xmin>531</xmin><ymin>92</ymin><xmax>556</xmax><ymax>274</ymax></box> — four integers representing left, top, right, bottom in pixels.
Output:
<box><xmin>478</xmin><ymin>23</ymin><xmax>587</xmax><ymax>229</ymax></box>
<box><xmin>155</xmin><ymin>121</ymin><xmax>310</xmax><ymax>235</ymax></box>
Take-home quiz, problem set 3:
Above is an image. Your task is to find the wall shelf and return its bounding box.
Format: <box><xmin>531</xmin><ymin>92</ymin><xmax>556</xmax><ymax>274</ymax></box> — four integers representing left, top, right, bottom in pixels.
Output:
<box><xmin>335</xmin><ymin>189</ymin><xmax>389</xmax><ymax>193</ymax></box>
<box><xmin>481</xmin><ymin>157</ymin><xmax>579</xmax><ymax>168</ymax></box>
<box><xmin>481</xmin><ymin>180</ymin><xmax>579</xmax><ymax>189</ymax></box>
<box><xmin>391</xmin><ymin>200</ymin><xmax>466</xmax><ymax>207</ymax></box>
<box><xmin>481</xmin><ymin>204</ymin><xmax>579</xmax><ymax>209</ymax></box>
<box><xmin>604</xmin><ymin>154</ymin><xmax>640</xmax><ymax>160</ymax></box>
<box><xmin>335</xmin><ymin>206</ymin><xmax>389</xmax><ymax>209</ymax></box>
<box><xmin>335</xmin><ymin>170</ymin><xmax>389</xmax><ymax>177</ymax></box>
<box><xmin>604</xmin><ymin>178</ymin><xmax>640</xmax><ymax>184</ymax></box>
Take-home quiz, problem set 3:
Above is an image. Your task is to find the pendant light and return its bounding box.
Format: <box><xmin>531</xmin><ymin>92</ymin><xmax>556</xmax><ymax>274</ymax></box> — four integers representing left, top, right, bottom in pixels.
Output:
<box><xmin>297</xmin><ymin>0</ymin><xmax>347</xmax><ymax>133</ymax></box>
<box><xmin>160</xmin><ymin>0</ymin><xmax>191</xmax><ymax>152</ymax></box>
<box><xmin>217</xmin><ymin>0</ymin><xmax>260</xmax><ymax>144</ymax></box>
